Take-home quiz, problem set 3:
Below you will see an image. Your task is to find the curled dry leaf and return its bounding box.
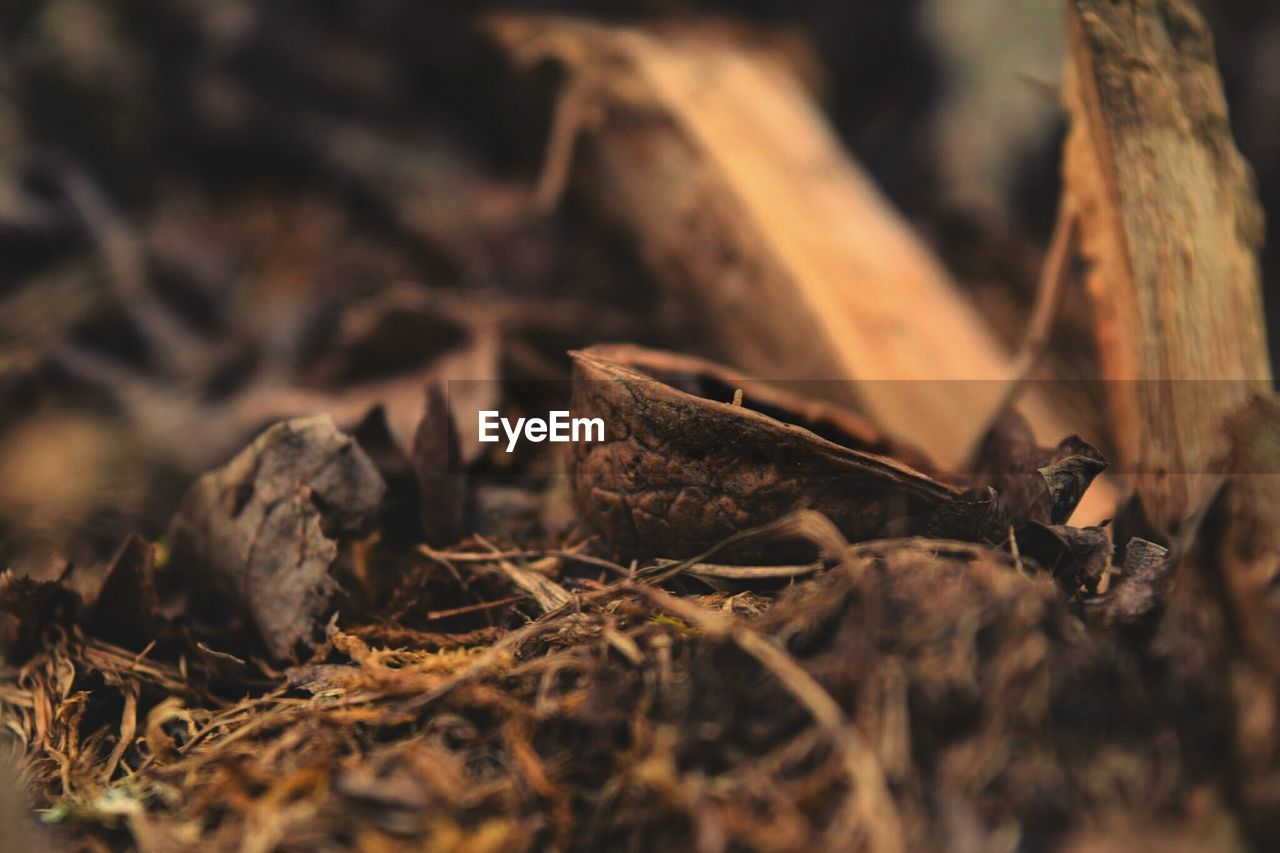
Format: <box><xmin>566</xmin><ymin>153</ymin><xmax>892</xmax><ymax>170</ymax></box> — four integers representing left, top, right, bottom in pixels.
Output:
<box><xmin>167</xmin><ymin>415</ymin><xmax>385</xmax><ymax>661</ymax></box>
<box><xmin>1015</xmin><ymin>522</ymin><xmax>1113</xmax><ymax>597</ymax></box>
<box><xmin>1036</xmin><ymin>437</ymin><xmax>1110</xmax><ymax>525</ymax></box>
<box><xmin>961</xmin><ymin>418</ymin><xmax>1114</xmax><ymax>597</ymax></box>
<box><xmin>569</xmin><ymin>345</ymin><xmax>957</xmax><ymax>559</ymax></box>
<box><xmin>1083</xmin><ymin>537</ymin><xmax>1172</xmax><ymax>639</ymax></box>
<box><xmin>968</xmin><ymin>411</ymin><xmax>1109</xmax><ymax>535</ymax></box>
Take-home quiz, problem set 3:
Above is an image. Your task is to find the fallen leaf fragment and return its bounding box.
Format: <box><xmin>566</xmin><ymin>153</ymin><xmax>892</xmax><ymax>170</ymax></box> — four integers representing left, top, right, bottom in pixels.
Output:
<box><xmin>351</xmin><ymin>404</ymin><xmax>420</xmax><ymax>545</ymax></box>
<box><xmin>1036</xmin><ymin>437</ymin><xmax>1109</xmax><ymax>525</ymax></box>
<box><xmin>167</xmin><ymin>415</ymin><xmax>385</xmax><ymax>660</ymax></box>
<box><xmin>968</xmin><ymin>411</ymin><xmax>1108</xmax><ymax>536</ymax></box>
<box><xmin>0</xmin><ymin>563</ymin><xmax>78</xmax><ymax>660</ymax></box>
<box><xmin>1084</xmin><ymin>537</ymin><xmax>1172</xmax><ymax>639</ymax></box>
<box><xmin>81</xmin><ymin>533</ymin><xmax>162</xmax><ymax>651</ymax></box>
<box><xmin>1015</xmin><ymin>522</ymin><xmax>1112</xmax><ymax>596</ymax></box>
<box><xmin>412</xmin><ymin>383</ymin><xmax>465</xmax><ymax>548</ymax></box>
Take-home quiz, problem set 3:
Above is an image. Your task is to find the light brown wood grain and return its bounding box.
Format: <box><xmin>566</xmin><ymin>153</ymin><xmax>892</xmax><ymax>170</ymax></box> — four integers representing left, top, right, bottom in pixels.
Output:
<box><xmin>1064</xmin><ymin>0</ymin><xmax>1272</xmax><ymax>535</ymax></box>
<box><xmin>487</xmin><ymin>14</ymin><xmax>1117</xmax><ymax>523</ymax></box>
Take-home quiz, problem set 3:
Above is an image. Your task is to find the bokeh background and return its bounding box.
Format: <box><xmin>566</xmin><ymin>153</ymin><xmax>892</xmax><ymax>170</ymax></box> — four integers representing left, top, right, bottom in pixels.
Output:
<box><xmin>1</xmin><ymin>0</ymin><xmax>1276</xmax><ymax>574</ymax></box>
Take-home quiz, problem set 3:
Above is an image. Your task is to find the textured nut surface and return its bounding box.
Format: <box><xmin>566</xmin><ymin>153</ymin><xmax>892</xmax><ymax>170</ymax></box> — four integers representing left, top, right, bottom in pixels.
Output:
<box><xmin>569</xmin><ymin>345</ymin><xmax>958</xmax><ymax>558</ymax></box>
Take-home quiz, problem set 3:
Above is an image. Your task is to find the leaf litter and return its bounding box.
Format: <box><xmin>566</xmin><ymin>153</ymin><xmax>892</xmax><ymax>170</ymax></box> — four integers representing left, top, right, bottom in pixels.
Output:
<box><xmin>4</xmin><ymin>371</ymin><xmax>1279</xmax><ymax>850</ymax></box>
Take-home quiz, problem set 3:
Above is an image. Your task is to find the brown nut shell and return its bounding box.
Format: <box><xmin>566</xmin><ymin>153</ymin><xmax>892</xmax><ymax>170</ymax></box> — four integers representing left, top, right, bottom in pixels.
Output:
<box><xmin>569</xmin><ymin>345</ymin><xmax>959</xmax><ymax>559</ymax></box>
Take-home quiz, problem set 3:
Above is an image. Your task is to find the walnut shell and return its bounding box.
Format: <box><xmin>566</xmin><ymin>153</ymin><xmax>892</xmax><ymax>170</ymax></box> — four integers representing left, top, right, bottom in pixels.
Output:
<box><xmin>569</xmin><ymin>345</ymin><xmax>958</xmax><ymax>559</ymax></box>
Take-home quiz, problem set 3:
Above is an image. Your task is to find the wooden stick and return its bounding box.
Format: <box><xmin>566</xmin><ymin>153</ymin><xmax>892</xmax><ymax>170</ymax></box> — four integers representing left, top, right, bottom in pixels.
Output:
<box><xmin>1063</xmin><ymin>0</ymin><xmax>1272</xmax><ymax>535</ymax></box>
<box><xmin>487</xmin><ymin>14</ymin><xmax>1117</xmax><ymax>523</ymax></box>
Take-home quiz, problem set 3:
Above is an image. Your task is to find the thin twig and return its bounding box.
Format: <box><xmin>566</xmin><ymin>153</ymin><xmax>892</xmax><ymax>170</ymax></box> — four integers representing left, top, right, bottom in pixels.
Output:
<box><xmin>417</xmin><ymin>544</ymin><xmax>630</xmax><ymax>576</ymax></box>
<box><xmin>965</xmin><ymin>202</ymin><xmax>1080</xmax><ymax>470</ymax></box>
<box><xmin>424</xmin><ymin>595</ymin><xmax>527</xmax><ymax>622</ymax></box>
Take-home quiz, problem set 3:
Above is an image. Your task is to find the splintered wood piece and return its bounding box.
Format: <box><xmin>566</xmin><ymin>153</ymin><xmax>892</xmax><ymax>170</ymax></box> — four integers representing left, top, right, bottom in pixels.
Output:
<box><xmin>486</xmin><ymin>14</ymin><xmax>1115</xmax><ymax>523</ymax></box>
<box><xmin>1064</xmin><ymin>0</ymin><xmax>1272</xmax><ymax>534</ymax></box>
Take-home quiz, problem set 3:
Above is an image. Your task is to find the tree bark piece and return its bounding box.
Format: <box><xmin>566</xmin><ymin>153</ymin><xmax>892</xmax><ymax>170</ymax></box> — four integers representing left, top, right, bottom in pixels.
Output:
<box><xmin>1063</xmin><ymin>0</ymin><xmax>1272</xmax><ymax>535</ymax></box>
<box><xmin>486</xmin><ymin>14</ymin><xmax>1116</xmax><ymax>524</ymax></box>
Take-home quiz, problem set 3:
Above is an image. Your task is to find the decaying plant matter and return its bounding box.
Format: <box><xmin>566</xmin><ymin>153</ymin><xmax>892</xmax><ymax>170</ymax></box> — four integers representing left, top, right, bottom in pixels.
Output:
<box><xmin>3</xmin><ymin>342</ymin><xmax>1255</xmax><ymax>849</ymax></box>
<box><xmin>3</xmin><ymin>1</ymin><xmax>1280</xmax><ymax>851</ymax></box>
<box><xmin>569</xmin><ymin>345</ymin><xmax>956</xmax><ymax>558</ymax></box>
<box><xmin>166</xmin><ymin>416</ymin><xmax>386</xmax><ymax>661</ymax></box>
<box><xmin>3</xmin><ymin>484</ymin><xmax>1274</xmax><ymax>850</ymax></box>
<box><xmin>567</xmin><ymin>345</ymin><xmax>1114</xmax><ymax>582</ymax></box>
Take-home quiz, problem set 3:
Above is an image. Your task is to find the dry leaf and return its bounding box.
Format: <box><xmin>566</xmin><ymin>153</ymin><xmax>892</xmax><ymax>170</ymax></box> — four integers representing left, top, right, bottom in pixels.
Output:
<box><xmin>0</xmin><ymin>563</ymin><xmax>78</xmax><ymax>661</ymax></box>
<box><xmin>1084</xmin><ymin>536</ymin><xmax>1171</xmax><ymax>639</ymax></box>
<box><xmin>81</xmin><ymin>533</ymin><xmax>162</xmax><ymax>651</ymax></box>
<box><xmin>167</xmin><ymin>415</ymin><xmax>385</xmax><ymax>660</ymax></box>
<box><xmin>970</xmin><ymin>411</ymin><xmax>1108</xmax><ymax>533</ymax></box>
<box><xmin>412</xmin><ymin>383</ymin><xmax>465</xmax><ymax>548</ymax></box>
<box><xmin>1015</xmin><ymin>522</ymin><xmax>1112</xmax><ymax>596</ymax></box>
